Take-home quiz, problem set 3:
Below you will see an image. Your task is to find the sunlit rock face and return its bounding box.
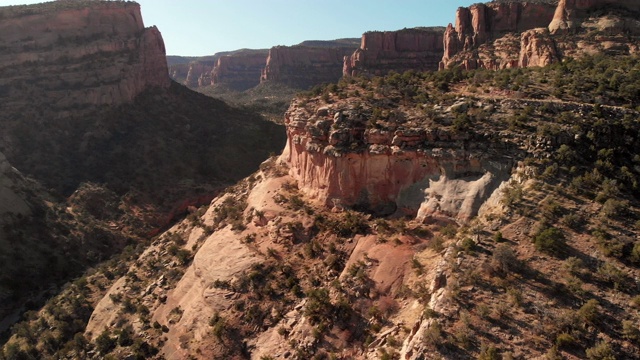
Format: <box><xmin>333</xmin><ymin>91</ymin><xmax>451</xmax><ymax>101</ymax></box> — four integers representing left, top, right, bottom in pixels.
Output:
<box><xmin>343</xmin><ymin>28</ymin><xmax>445</xmax><ymax>77</ymax></box>
<box><xmin>261</xmin><ymin>45</ymin><xmax>357</xmax><ymax>89</ymax></box>
<box><xmin>441</xmin><ymin>0</ymin><xmax>640</xmax><ymax>70</ymax></box>
<box><xmin>280</xmin><ymin>101</ymin><xmax>512</xmax><ymax>222</ymax></box>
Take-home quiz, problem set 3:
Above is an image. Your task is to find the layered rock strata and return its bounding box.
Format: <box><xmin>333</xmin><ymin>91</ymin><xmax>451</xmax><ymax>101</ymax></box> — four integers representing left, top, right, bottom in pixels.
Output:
<box><xmin>0</xmin><ymin>1</ymin><xmax>169</xmax><ymax>108</ymax></box>
<box><xmin>211</xmin><ymin>51</ymin><xmax>268</xmax><ymax>90</ymax></box>
<box><xmin>280</xmin><ymin>101</ymin><xmax>511</xmax><ymax>221</ymax></box>
<box><xmin>261</xmin><ymin>45</ymin><xmax>358</xmax><ymax>89</ymax></box>
<box><xmin>441</xmin><ymin>0</ymin><xmax>640</xmax><ymax>70</ymax></box>
<box><xmin>549</xmin><ymin>0</ymin><xmax>640</xmax><ymax>33</ymax></box>
<box><xmin>441</xmin><ymin>1</ymin><xmax>558</xmax><ymax>69</ymax></box>
<box><xmin>343</xmin><ymin>28</ymin><xmax>446</xmax><ymax>77</ymax></box>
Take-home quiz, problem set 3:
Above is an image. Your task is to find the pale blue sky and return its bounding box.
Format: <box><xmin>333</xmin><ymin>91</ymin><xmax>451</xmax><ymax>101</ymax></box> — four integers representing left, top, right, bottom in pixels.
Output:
<box><xmin>0</xmin><ymin>0</ymin><xmax>478</xmax><ymax>56</ymax></box>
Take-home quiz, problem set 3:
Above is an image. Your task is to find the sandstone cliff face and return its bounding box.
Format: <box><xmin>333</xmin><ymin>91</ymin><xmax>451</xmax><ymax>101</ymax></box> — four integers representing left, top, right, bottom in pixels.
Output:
<box><xmin>344</xmin><ymin>28</ymin><xmax>445</xmax><ymax>76</ymax></box>
<box><xmin>184</xmin><ymin>61</ymin><xmax>215</xmax><ymax>87</ymax></box>
<box><xmin>549</xmin><ymin>0</ymin><xmax>640</xmax><ymax>33</ymax></box>
<box><xmin>442</xmin><ymin>0</ymin><xmax>640</xmax><ymax>70</ymax></box>
<box><xmin>211</xmin><ymin>51</ymin><xmax>267</xmax><ymax>90</ymax></box>
<box><xmin>441</xmin><ymin>1</ymin><xmax>558</xmax><ymax>70</ymax></box>
<box><xmin>0</xmin><ymin>1</ymin><xmax>169</xmax><ymax>109</ymax></box>
<box><xmin>261</xmin><ymin>45</ymin><xmax>357</xmax><ymax>89</ymax></box>
<box><xmin>280</xmin><ymin>100</ymin><xmax>511</xmax><ymax>221</ymax></box>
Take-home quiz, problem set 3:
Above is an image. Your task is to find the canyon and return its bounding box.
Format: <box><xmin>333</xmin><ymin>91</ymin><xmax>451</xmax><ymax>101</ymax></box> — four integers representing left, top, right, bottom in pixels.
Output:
<box><xmin>171</xmin><ymin>0</ymin><xmax>640</xmax><ymax>92</ymax></box>
<box><xmin>169</xmin><ymin>39</ymin><xmax>359</xmax><ymax>91</ymax></box>
<box><xmin>2</xmin><ymin>1</ymin><xmax>640</xmax><ymax>360</ymax></box>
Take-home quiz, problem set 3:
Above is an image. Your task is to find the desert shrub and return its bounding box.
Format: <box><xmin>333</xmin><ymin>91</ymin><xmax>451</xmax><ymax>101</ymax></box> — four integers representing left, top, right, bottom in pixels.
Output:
<box><xmin>95</xmin><ymin>330</ymin><xmax>115</xmax><ymax>354</ymax></box>
<box><xmin>622</xmin><ymin>320</ymin><xmax>640</xmax><ymax>341</ymax></box>
<box><xmin>585</xmin><ymin>341</ymin><xmax>615</xmax><ymax>360</ymax></box>
<box><xmin>460</xmin><ymin>237</ymin><xmax>476</xmax><ymax>254</ymax></box>
<box><xmin>533</xmin><ymin>227</ymin><xmax>566</xmax><ymax>255</ymax></box>
<box><xmin>600</xmin><ymin>198</ymin><xmax>628</xmax><ymax>219</ymax></box>
<box><xmin>630</xmin><ymin>242</ymin><xmax>640</xmax><ymax>264</ymax></box>
<box><xmin>562</xmin><ymin>257</ymin><xmax>584</xmax><ymax>275</ymax></box>
<box><xmin>577</xmin><ymin>299</ymin><xmax>600</xmax><ymax>325</ymax></box>
<box><xmin>491</xmin><ymin>244</ymin><xmax>520</xmax><ymax>274</ymax></box>
<box><xmin>597</xmin><ymin>262</ymin><xmax>625</xmax><ymax>288</ymax></box>
<box><xmin>305</xmin><ymin>288</ymin><xmax>332</xmax><ymax>325</ymax></box>
<box><xmin>423</xmin><ymin>321</ymin><xmax>444</xmax><ymax>347</ymax></box>
<box><xmin>561</xmin><ymin>213</ymin><xmax>583</xmax><ymax>231</ymax></box>
<box><xmin>478</xmin><ymin>343</ymin><xmax>500</xmax><ymax>360</ymax></box>
<box><xmin>555</xmin><ymin>333</ymin><xmax>576</xmax><ymax>348</ymax></box>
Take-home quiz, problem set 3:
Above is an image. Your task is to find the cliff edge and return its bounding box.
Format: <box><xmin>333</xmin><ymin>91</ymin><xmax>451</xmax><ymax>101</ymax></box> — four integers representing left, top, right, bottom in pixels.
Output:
<box><xmin>0</xmin><ymin>0</ymin><xmax>169</xmax><ymax>109</ymax></box>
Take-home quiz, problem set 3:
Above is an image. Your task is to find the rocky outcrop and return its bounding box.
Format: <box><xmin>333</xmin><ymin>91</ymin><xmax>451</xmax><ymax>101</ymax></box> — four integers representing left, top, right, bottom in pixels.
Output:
<box><xmin>280</xmin><ymin>101</ymin><xmax>511</xmax><ymax>221</ymax></box>
<box><xmin>0</xmin><ymin>1</ymin><xmax>169</xmax><ymax>109</ymax></box>
<box><xmin>549</xmin><ymin>0</ymin><xmax>640</xmax><ymax>33</ymax></box>
<box><xmin>442</xmin><ymin>0</ymin><xmax>640</xmax><ymax>70</ymax></box>
<box><xmin>441</xmin><ymin>1</ymin><xmax>558</xmax><ymax>70</ymax></box>
<box><xmin>519</xmin><ymin>28</ymin><xmax>559</xmax><ymax>67</ymax></box>
<box><xmin>184</xmin><ymin>61</ymin><xmax>216</xmax><ymax>87</ymax></box>
<box><xmin>261</xmin><ymin>45</ymin><xmax>357</xmax><ymax>89</ymax></box>
<box><xmin>343</xmin><ymin>27</ymin><xmax>445</xmax><ymax>76</ymax></box>
<box><xmin>211</xmin><ymin>51</ymin><xmax>268</xmax><ymax>90</ymax></box>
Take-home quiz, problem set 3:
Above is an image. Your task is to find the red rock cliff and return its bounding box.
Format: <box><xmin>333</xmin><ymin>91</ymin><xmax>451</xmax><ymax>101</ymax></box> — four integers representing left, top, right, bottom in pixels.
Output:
<box><xmin>549</xmin><ymin>0</ymin><xmax>640</xmax><ymax>33</ymax></box>
<box><xmin>211</xmin><ymin>51</ymin><xmax>268</xmax><ymax>91</ymax></box>
<box><xmin>280</xmin><ymin>99</ymin><xmax>511</xmax><ymax>220</ymax></box>
<box><xmin>441</xmin><ymin>1</ymin><xmax>557</xmax><ymax>70</ymax></box>
<box><xmin>261</xmin><ymin>45</ymin><xmax>357</xmax><ymax>89</ymax></box>
<box><xmin>184</xmin><ymin>61</ymin><xmax>216</xmax><ymax>87</ymax></box>
<box><xmin>344</xmin><ymin>28</ymin><xmax>445</xmax><ymax>76</ymax></box>
<box><xmin>441</xmin><ymin>0</ymin><xmax>640</xmax><ymax>70</ymax></box>
<box><xmin>0</xmin><ymin>1</ymin><xmax>169</xmax><ymax>108</ymax></box>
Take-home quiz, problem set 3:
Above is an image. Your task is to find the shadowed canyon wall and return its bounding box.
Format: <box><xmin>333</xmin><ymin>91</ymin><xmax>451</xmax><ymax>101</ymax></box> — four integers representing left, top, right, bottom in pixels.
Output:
<box><xmin>0</xmin><ymin>1</ymin><xmax>169</xmax><ymax>109</ymax></box>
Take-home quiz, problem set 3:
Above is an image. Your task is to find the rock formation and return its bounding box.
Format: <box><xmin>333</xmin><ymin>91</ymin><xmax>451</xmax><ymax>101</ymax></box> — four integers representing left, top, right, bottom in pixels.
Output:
<box><xmin>441</xmin><ymin>1</ymin><xmax>558</xmax><ymax>69</ymax></box>
<box><xmin>0</xmin><ymin>1</ymin><xmax>169</xmax><ymax>108</ymax></box>
<box><xmin>441</xmin><ymin>0</ymin><xmax>640</xmax><ymax>70</ymax></box>
<box><xmin>184</xmin><ymin>61</ymin><xmax>216</xmax><ymax>87</ymax></box>
<box><xmin>210</xmin><ymin>51</ymin><xmax>268</xmax><ymax>90</ymax></box>
<box><xmin>343</xmin><ymin>27</ymin><xmax>446</xmax><ymax>76</ymax></box>
<box><xmin>549</xmin><ymin>0</ymin><xmax>640</xmax><ymax>33</ymax></box>
<box><xmin>169</xmin><ymin>40</ymin><xmax>359</xmax><ymax>91</ymax></box>
<box><xmin>261</xmin><ymin>45</ymin><xmax>357</xmax><ymax>89</ymax></box>
<box><xmin>280</xmin><ymin>100</ymin><xmax>512</xmax><ymax>221</ymax></box>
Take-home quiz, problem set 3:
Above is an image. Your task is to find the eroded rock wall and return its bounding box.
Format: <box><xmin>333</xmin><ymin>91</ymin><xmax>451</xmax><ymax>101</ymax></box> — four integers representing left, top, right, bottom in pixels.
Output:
<box><xmin>0</xmin><ymin>1</ymin><xmax>170</xmax><ymax>109</ymax></box>
<box><xmin>343</xmin><ymin>28</ymin><xmax>445</xmax><ymax>77</ymax></box>
<box><xmin>441</xmin><ymin>0</ymin><xmax>640</xmax><ymax>70</ymax></box>
<box><xmin>441</xmin><ymin>1</ymin><xmax>558</xmax><ymax>70</ymax></box>
<box><xmin>261</xmin><ymin>45</ymin><xmax>357</xmax><ymax>89</ymax></box>
<box><xmin>211</xmin><ymin>52</ymin><xmax>267</xmax><ymax>91</ymax></box>
<box><xmin>280</xmin><ymin>102</ymin><xmax>511</xmax><ymax>221</ymax></box>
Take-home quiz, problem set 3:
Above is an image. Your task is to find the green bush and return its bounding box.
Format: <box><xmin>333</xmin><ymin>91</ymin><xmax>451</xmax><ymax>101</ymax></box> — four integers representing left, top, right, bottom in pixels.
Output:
<box><xmin>585</xmin><ymin>341</ymin><xmax>615</xmax><ymax>360</ymax></box>
<box><xmin>533</xmin><ymin>227</ymin><xmax>566</xmax><ymax>255</ymax></box>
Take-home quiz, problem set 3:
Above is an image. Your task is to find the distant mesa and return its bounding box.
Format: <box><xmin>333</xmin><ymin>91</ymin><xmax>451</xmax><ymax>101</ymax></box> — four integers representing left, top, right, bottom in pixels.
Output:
<box><xmin>343</xmin><ymin>27</ymin><xmax>446</xmax><ymax>77</ymax></box>
<box><xmin>168</xmin><ymin>40</ymin><xmax>360</xmax><ymax>91</ymax></box>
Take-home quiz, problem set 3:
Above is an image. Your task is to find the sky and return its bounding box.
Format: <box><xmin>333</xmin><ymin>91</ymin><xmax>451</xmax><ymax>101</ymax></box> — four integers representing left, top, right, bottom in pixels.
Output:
<box><xmin>0</xmin><ymin>0</ymin><xmax>478</xmax><ymax>56</ymax></box>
